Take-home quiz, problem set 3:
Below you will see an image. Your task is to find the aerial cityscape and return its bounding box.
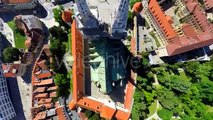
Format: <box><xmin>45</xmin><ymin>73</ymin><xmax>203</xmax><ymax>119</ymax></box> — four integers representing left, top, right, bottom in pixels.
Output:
<box><xmin>0</xmin><ymin>0</ymin><xmax>213</xmax><ymax>120</ymax></box>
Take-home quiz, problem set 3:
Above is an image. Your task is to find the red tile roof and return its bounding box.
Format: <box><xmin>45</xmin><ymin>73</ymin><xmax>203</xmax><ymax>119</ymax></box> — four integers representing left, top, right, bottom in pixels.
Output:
<box><xmin>34</xmin><ymin>78</ymin><xmax>53</xmax><ymax>86</ymax></box>
<box><xmin>36</xmin><ymin>72</ymin><xmax>52</xmax><ymax>79</ymax></box>
<box><xmin>37</xmin><ymin>60</ymin><xmax>47</xmax><ymax>70</ymax></box>
<box><xmin>62</xmin><ymin>10</ymin><xmax>73</xmax><ymax>23</ymax></box>
<box><xmin>148</xmin><ymin>0</ymin><xmax>177</xmax><ymax>40</ymax></box>
<box><xmin>56</xmin><ymin>107</ymin><xmax>69</xmax><ymax>120</ymax></box>
<box><xmin>185</xmin><ymin>0</ymin><xmax>213</xmax><ymax>33</ymax></box>
<box><xmin>34</xmin><ymin>111</ymin><xmax>46</xmax><ymax>120</ymax></box>
<box><xmin>50</xmin><ymin>92</ymin><xmax>57</xmax><ymax>98</ymax></box>
<box><xmin>203</xmin><ymin>0</ymin><xmax>213</xmax><ymax>10</ymax></box>
<box><xmin>33</xmin><ymin>87</ymin><xmax>46</xmax><ymax>93</ymax></box>
<box><xmin>38</xmin><ymin>98</ymin><xmax>52</xmax><ymax>104</ymax></box>
<box><xmin>47</xmin><ymin>86</ymin><xmax>58</xmax><ymax>91</ymax></box>
<box><xmin>166</xmin><ymin>32</ymin><xmax>213</xmax><ymax>56</ymax></box>
<box><xmin>34</xmin><ymin>93</ymin><xmax>48</xmax><ymax>99</ymax></box>
<box><xmin>132</xmin><ymin>2</ymin><xmax>143</xmax><ymax>13</ymax></box>
<box><xmin>2</xmin><ymin>64</ymin><xmax>19</xmax><ymax>78</ymax></box>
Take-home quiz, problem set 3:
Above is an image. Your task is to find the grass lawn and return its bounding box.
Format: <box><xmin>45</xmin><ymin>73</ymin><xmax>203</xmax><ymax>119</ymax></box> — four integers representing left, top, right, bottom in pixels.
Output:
<box><xmin>63</xmin><ymin>31</ymin><xmax>72</xmax><ymax>54</ymax></box>
<box><xmin>7</xmin><ymin>20</ymin><xmax>26</xmax><ymax>49</ymax></box>
<box><xmin>149</xmin><ymin>31</ymin><xmax>160</xmax><ymax>47</ymax></box>
<box><xmin>148</xmin><ymin>100</ymin><xmax>158</xmax><ymax>117</ymax></box>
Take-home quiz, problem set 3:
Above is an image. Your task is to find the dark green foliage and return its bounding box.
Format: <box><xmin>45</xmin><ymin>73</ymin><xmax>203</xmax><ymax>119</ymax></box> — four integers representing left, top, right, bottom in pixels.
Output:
<box><xmin>54</xmin><ymin>73</ymin><xmax>70</xmax><ymax>97</ymax></box>
<box><xmin>134</xmin><ymin>57</ymin><xmax>213</xmax><ymax>119</ymax></box>
<box><xmin>52</xmin><ymin>7</ymin><xmax>70</xmax><ymax>31</ymax></box>
<box><xmin>132</xmin><ymin>89</ymin><xmax>150</xmax><ymax>120</ymax></box>
<box><xmin>157</xmin><ymin>87</ymin><xmax>180</xmax><ymax>110</ymax></box>
<box><xmin>49</xmin><ymin>26</ymin><xmax>68</xmax><ymax>42</ymax></box>
<box><xmin>84</xmin><ymin>110</ymin><xmax>104</xmax><ymax>120</ymax></box>
<box><xmin>157</xmin><ymin>108</ymin><xmax>173</xmax><ymax>120</ymax></box>
<box><xmin>3</xmin><ymin>47</ymin><xmax>20</xmax><ymax>63</ymax></box>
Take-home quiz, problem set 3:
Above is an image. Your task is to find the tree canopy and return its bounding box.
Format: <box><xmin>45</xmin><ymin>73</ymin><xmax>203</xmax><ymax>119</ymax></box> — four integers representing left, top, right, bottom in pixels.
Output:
<box><xmin>3</xmin><ymin>47</ymin><xmax>20</xmax><ymax>63</ymax></box>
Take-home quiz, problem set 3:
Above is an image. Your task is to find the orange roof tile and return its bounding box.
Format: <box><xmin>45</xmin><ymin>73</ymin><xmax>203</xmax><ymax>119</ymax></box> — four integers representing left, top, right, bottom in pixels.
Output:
<box><xmin>71</xmin><ymin>20</ymin><xmax>84</xmax><ymax>102</ymax></box>
<box><xmin>77</xmin><ymin>97</ymin><xmax>103</xmax><ymax>113</ymax></box>
<box><xmin>132</xmin><ymin>2</ymin><xmax>143</xmax><ymax>13</ymax></box>
<box><xmin>166</xmin><ymin>32</ymin><xmax>213</xmax><ymax>56</ymax></box>
<box><xmin>69</xmin><ymin>100</ymin><xmax>76</xmax><ymax>110</ymax></box>
<box><xmin>34</xmin><ymin>78</ymin><xmax>53</xmax><ymax>86</ymax></box>
<box><xmin>44</xmin><ymin>103</ymin><xmax>53</xmax><ymax>109</ymax></box>
<box><xmin>36</xmin><ymin>72</ymin><xmax>52</xmax><ymax>79</ymax></box>
<box><xmin>131</xmin><ymin>37</ymin><xmax>136</xmax><ymax>55</ymax></box>
<box><xmin>37</xmin><ymin>60</ymin><xmax>47</xmax><ymax>70</ymax></box>
<box><xmin>34</xmin><ymin>111</ymin><xmax>46</xmax><ymax>120</ymax></box>
<box><xmin>124</xmin><ymin>81</ymin><xmax>134</xmax><ymax>110</ymax></box>
<box><xmin>47</xmin><ymin>86</ymin><xmax>58</xmax><ymax>91</ymax></box>
<box><xmin>204</xmin><ymin>0</ymin><xmax>213</xmax><ymax>10</ymax></box>
<box><xmin>115</xmin><ymin>110</ymin><xmax>130</xmax><ymax>120</ymax></box>
<box><xmin>185</xmin><ymin>0</ymin><xmax>213</xmax><ymax>33</ymax></box>
<box><xmin>56</xmin><ymin>107</ymin><xmax>69</xmax><ymax>120</ymax></box>
<box><xmin>38</xmin><ymin>98</ymin><xmax>52</xmax><ymax>104</ymax></box>
<box><xmin>62</xmin><ymin>10</ymin><xmax>73</xmax><ymax>23</ymax></box>
<box><xmin>33</xmin><ymin>87</ymin><xmax>46</xmax><ymax>93</ymax></box>
<box><xmin>34</xmin><ymin>93</ymin><xmax>48</xmax><ymax>99</ymax></box>
<box><xmin>2</xmin><ymin>64</ymin><xmax>19</xmax><ymax>78</ymax></box>
<box><xmin>148</xmin><ymin>0</ymin><xmax>177</xmax><ymax>40</ymax></box>
<box><xmin>100</xmin><ymin>106</ymin><xmax>116</xmax><ymax>120</ymax></box>
<box><xmin>50</xmin><ymin>92</ymin><xmax>57</xmax><ymax>98</ymax></box>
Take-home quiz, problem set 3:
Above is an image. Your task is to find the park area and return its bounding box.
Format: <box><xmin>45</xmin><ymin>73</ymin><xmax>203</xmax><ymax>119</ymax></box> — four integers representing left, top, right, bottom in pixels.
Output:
<box><xmin>7</xmin><ymin>20</ymin><xmax>26</xmax><ymax>49</ymax></box>
<box><xmin>131</xmin><ymin>51</ymin><xmax>213</xmax><ymax>120</ymax></box>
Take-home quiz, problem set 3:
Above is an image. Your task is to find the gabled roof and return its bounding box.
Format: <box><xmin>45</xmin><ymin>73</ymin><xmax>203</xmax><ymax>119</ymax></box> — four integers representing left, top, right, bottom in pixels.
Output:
<box><xmin>34</xmin><ymin>78</ymin><xmax>53</xmax><ymax>86</ymax></box>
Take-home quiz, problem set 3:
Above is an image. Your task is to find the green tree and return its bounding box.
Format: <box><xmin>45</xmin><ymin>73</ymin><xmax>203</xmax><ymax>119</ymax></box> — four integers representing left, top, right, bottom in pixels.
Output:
<box><xmin>3</xmin><ymin>47</ymin><xmax>20</xmax><ymax>63</ymax></box>
<box><xmin>157</xmin><ymin>87</ymin><xmax>180</xmax><ymax>110</ymax></box>
<box><xmin>50</xmin><ymin>38</ymin><xmax>66</xmax><ymax>60</ymax></box>
<box><xmin>157</xmin><ymin>108</ymin><xmax>173</xmax><ymax>120</ymax></box>
<box><xmin>49</xmin><ymin>26</ymin><xmax>68</xmax><ymax>42</ymax></box>
<box><xmin>54</xmin><ymin>73</ymin><xmax>70</xmax><ymax>97</ymax></box>
<box><xmin>53</xmin><ymin>7</ymin><xmax>69</xmax><ymax>31</ymax></box>
<box><xmin>198</xmin><ymin>79</ymin><xmax>213</xmax><ymax>104</ymax></box>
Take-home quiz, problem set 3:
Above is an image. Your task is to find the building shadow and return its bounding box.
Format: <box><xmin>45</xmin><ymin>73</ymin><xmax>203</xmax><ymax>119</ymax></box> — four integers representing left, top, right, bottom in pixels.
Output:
<box><xmin>7</xmin><ymin>78</ymin><xmax>26</xmax><ymax>120</ymax></box>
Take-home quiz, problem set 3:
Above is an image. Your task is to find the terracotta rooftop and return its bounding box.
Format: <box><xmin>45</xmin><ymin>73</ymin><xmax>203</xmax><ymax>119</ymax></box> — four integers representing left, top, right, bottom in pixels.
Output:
<box><xmin>56</xmin><ymin>107</ymin><xmax>69</xmax><ymax>120</ymax></box>
<box><xmin>2</xmin><ymin>64</ymin><xmax>20</xmax><ymax>78</ymax></box>
<box><xmin>50</xmin><ymin>92</ymin><xmax>57</xmax><ymax>98</ymax></box>
<box><xmin>34</xmin><ymin>93</ymin><xmax>48</xmax><ymax>99</ymax></box>
<box><xmin>132</xmin><ymin>2</ymin><xmax>143</xmax><ymax>13</ymax></box>
<box><xmin>34</xmin><ymin>78</ymin><xmax>53</xmax><ymax>86</ymax></box>
<box><xmin>203</xmin><ymin>0</ymin><xmax>213</xmax><ymax>10</ymax></box>
<box><xmin>166</xmin><ymin>32</ymin><xmax>213</xmax><ymax>56</ymax></box>
<box><xmin>47</xmin><ymin>86</ymin><xmax>58</xmax><ymax>91</ymax></box>
<box><xmin>185</xmin><ymin>0</ymin><xmax>213</xmax><ymax>33</ymax></box>
<box><xmin>34</xmin><ymin>111</ymin><xmax>46</xmax><ymax>120</ymax></box>
<box><xmin>38</xmin><ymin>98</ymin><xmax>52</xmax><ymax>104</ymax></box>
<box><xmin>37</xmin><ymin>60</ymin><xmax>48</xmax><ymax>70</ymax></box>
<box><xmin>69</xmin><ymin>20</ymin><xmax>133</xmax><ymax>120</ymax></box>
<box><xmin>148</xmin><ymin>0</ymin><xmax>177</xmax><ymax>40</ymax></box>
<box><xmin>33</xmin><ymin>87</ymin><xmax>46</xmax><ymax>93</ymax></box>
<box><xmin>35</xmin><ymin>72</ymin><xmax>52</xmax><ymax>80</ymax></box>
<box><xmin>62</xmin><ymin>10</ymin><xmax>73</xmax><ymax>23</ymax></box>
<box><xmin>44</xmin><ymin>103</ymin><xmax>53</xmax><ymax>109</ymax></box>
